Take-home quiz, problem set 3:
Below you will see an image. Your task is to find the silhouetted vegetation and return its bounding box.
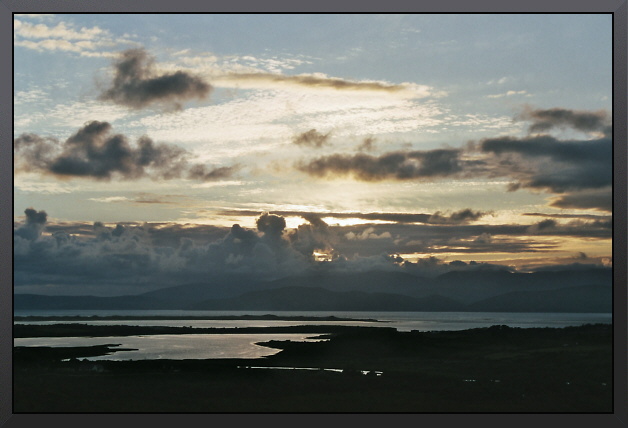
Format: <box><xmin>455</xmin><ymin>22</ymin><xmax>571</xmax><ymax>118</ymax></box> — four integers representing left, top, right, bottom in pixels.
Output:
<box><xmin>13</xmin><ymin>323</ymin><xmax>613</xmax><ymax>413</ymax></box>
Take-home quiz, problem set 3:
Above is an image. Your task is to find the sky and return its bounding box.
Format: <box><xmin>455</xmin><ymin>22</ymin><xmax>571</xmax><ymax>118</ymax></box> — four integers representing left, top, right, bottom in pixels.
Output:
<box><xmin>13</xmin><ymin>13</ymin><xmax>614</xmax><ymax>296</ymax></box>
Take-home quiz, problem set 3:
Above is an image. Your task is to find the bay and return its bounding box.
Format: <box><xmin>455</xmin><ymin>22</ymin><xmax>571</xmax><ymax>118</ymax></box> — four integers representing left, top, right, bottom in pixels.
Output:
<box><xmin>14</xmin><ymin>310</ymin><xmax>612</xmax><ymax>361</ymax></box>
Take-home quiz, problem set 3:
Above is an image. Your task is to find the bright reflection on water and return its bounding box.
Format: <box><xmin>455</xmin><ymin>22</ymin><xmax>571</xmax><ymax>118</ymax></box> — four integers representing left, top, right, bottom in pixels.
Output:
<box><xmin>14</xmin><ymin>334</ymin><xmax>324</xmax><ymax>361</ymax></box>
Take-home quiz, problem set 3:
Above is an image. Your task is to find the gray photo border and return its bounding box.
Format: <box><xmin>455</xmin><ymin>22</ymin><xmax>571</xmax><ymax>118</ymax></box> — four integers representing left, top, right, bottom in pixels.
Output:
<box><xmin>1</xmin><ymin>1</ymin><xmax>626</xmax><ymax>427</ymax></box>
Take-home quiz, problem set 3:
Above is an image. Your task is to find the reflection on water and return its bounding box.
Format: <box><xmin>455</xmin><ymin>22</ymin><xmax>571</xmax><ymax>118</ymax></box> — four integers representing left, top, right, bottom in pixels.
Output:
<box><xmin>14</xmin><ymin>334</ymin><xmax>325</xmax><ymax>361</ymax></box>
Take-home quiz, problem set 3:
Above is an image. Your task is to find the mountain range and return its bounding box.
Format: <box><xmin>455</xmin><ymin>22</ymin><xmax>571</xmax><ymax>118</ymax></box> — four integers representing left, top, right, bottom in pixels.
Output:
<box><xmin>14</xmin><ymin>267</ymin><xmax>613</xmax><ymax>313</ymax></box>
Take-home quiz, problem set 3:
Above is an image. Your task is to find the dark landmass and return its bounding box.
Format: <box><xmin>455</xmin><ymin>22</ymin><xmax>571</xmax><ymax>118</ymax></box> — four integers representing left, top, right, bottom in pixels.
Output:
<box><xmin>14</xmin><ymin>344</ymin><xmax>138</xmax><ymax>363</ymax></box>
<box><xmin>13</xmin><ymin>323</ymin><xmax>613</xmax><ymax>413</ymax></box>
<box><xmin>14</xmin><ymin>268</ymin><xmax>612</xmax><ymax>313</ymax></box>
<box><xmin>14</xmin><ymin>314</ymin><xmax>380</xmax><ymax>322</ymax></box>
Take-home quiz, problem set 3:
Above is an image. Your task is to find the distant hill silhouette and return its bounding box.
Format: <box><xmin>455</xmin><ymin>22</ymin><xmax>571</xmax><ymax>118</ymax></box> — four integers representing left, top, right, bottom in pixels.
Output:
<box><xmin>189</xmin><ymin>286</ymin><xmax>465</xmax><ymax>312</ymax></box>
<box><xmin>14</xmin><ymin>267</ymin><xmax>613</xmax><ymax>313</ymax></box>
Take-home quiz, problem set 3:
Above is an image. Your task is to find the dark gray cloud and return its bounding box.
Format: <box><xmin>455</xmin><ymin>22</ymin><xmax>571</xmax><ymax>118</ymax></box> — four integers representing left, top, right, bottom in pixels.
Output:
<box><xmin>14</xmin><ymin>208</ymin><xmax>48</xmax><ymax>241</ymax></box>
<box><xmin>296</xmin><ymin>149</ymin><xmax>462</xmax><ymax>181</ymax></box>
<box><xmin>480</xmin><ymin>135</ymin><xmax>611</xmax><ymax>194</ymax></box>
<box><xmin>549</xmin><ymin>188</ymin><xmax>613</xmax><ymax>212</ymax></box>
<box><xmin>477</xmin><ymin>107</ymin><xmax>612</xmax><ymax>212</ymax></box>
<box><xmin>256</xmin><ymin>212</ymin><xmax>287</xmax><ymax>238</ymax></box>
<box><xmin>481</xmin><ymin>135</ymin><xmax>610</xmax><ymax>167</ymax></box>
<box><xmin>14</xmin><ymin>121</ymin><xmax>236</xmax><ymax>182</ymax></box>
<box><xmin>517</xmin><ymin>106</ymin><xmax>611</xmax><ymax>136</ymax></box>
<box><xmin>292</xmin><ymin>129</ymin><xmax>331</xmax><ymax>148</ymax></box>
<box><xmin>99</xmin><ymin>48</ymin><xmax>212</xmax><ymax>110</ymax></box>
<box><xmin>427</xmin><ymin>209</ymin><xmax>486</xmax><ymax>224</ymax></box>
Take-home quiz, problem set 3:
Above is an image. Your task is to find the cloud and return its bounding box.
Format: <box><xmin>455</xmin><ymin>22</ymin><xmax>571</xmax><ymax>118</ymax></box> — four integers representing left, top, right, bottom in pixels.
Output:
<box><xmin>256</xmin><ymin>212</ymin><xmax>287</xmax><ymax>238</ymax></box>
<box><xmin>549</xmin><ymin>188</ymin><xmax>613</xmax><ymax>212</ymax></box>
<box><xmin>88</xmin><ymin>193</ymin><xmax>192</xmax><ymax>205</ymax></box>
<box><xmin>13</xmin><ymin>17</ymin><xmax>130</xmax><ymax>57</ymax></box>
<box><xmin>216</xmin><ymin>208</ymin><xmax>488</xmax><ymax>225</ymax></box>
<box><xmin>14</xmin><ymin>19</ymin><xmax>105</xmax><ymax>40</ymax></box>
<box><xmin>469</xmin><ymin>107</ymin><xmax>613</xmax><ymax>212</ymax></box>
<box><xmin>427</xmin><ymin>209</ymin><xmax>486</xmax><ymax>224</ymax></box>
<box><xmin>345</xmin><ymin>227</ymin><xmax>392</xmax><ymax>241</ymax></box>
<box><xmin>287</xmin><ymin>214</ymin><xmax>337</xmax><ymax>258</ymax></box>
<box><xmin>14</xmin><ymin>208</ymin><xmax>48</xmax><ymax>241</ymax></box>
<box><xmin>211</xmin><ymin>72</ymin><xmax>430</xmax><ymax>97</ymax></box>
<box><xmin>292</xmin><ymin>129</ymin><xmax>331</xmax><ymax>148</ymax></box>
<box><xmin>356</xmin><ymin>137</ymin><xmax>377</xmax><ymax>152</ymax></box>
<box><xmin>522</xmin><ymin>212</ymin><xmax>611</xmax><ymax>221</ymax></box>
<box><xmin>479</xmin><ymin>135</ymin><xmax>611</xmax><ymax>194</ymax></box>
<box><xmin>335</xmin><ymin>219</ymin><xmax>611</xmax><ymax>258</ymax></box>
<box><xmin>88</xmin><ymin>196</ymin><xmax>131</xmax><ymax>203</ymax></box>
<box><xmin>99</xmin><ymin>48</ymin><xmax>212</xmax><ymax>110</ymax></box>
<box><xmin>14</xmin><ymin>121</ymin><xmax>237</xmax><ymax>182</ymax></box>
<box><xmin>517</xmin><ymin>106</ymin><xmax>611</xmax><ymax>136</ymax></box>
<box><xmin>296</xmin><ymin>149</ymin><xmax>462</xmax><ymax>181</ymax></box>
<box><xmin>14</xmin><ymin>209</ymin><xmax>612</xmax><ymax>294</ymax></box>
<box><xmin>487</xmin><ymin>90</ymin><xmax>528</xmax><ymax>99</ymax></box>
<box><xmin>187</xmin><ymin>165</ymin><xmax>241</xmax><ymax>181</ymax></box>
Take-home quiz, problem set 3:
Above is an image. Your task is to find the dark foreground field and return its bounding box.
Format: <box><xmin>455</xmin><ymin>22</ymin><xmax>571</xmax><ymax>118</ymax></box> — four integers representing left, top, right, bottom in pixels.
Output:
<box><xmin>13</xmin><ymin>323</ymin><xmax>613</xmax><ymax>413</ymax></box>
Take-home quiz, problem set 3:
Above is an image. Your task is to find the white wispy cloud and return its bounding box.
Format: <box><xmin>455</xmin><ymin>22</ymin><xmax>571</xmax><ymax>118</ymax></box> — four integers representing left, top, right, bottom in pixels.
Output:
<box><xmin>14</xmin><ymin>19</ymin><xmax>106</xmax><ymax>40</ymax></box>
<box><xmin>88</xmin><ymin>196</ymin><xmax>131</xmax><ymax>203</ymax></box>
<box><xmin>487</xmin><ymin>90</ymin><xmax>530</xmax><ymax>99</ymax></box>
<box><xmin>14</xmin><ymin>17</ymin><xmax>137</xmax><ymax>57</ymax></box>
<box><xmin>14</xmin><ymin>88</ymin><xmax>51</xmax><ymax>105</ymax></box>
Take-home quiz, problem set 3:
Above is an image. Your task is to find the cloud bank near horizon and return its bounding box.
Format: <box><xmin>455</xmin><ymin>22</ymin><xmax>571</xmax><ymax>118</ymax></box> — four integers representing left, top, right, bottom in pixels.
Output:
<box><xmin>14</xmin><ymin>208</ymin><xmax>612</xmax><ymax>295</ymax></box>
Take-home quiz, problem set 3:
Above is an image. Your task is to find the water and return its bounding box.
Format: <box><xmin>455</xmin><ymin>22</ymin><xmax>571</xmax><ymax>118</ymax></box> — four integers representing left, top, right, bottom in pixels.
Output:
<box><xmin>14</xmin><ymin>310</ymin><xmax>612</xmax><ymax>360</ymax></box>
<box><xmin>14</xmin><ymin>333</ymin><xmax>326</xmax><ymax>361</ymax></box>
<box><xmin>14</xmin><ymin>309</ymin><xmax>612</xmax><ymax>332</ymax></box>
